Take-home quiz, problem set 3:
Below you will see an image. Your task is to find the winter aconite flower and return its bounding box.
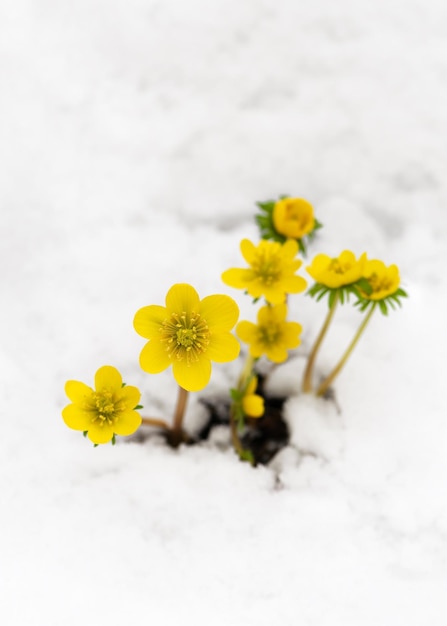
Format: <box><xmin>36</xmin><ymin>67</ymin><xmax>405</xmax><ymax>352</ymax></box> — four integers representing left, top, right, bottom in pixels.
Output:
<box><xmin>62</xmin><ymin>366</ymin><xmax>142</xmax><ymax>444</ymax></box>
<box><xmin>222</xmin><ymin>239</ymin><xmax>307</xmax><ymax>304</ymax></box>
<box><xmin>306</xmin><ymin>250</ymin><xmax>367</xmax><ymax>288</ymax></box>
<box><xmin>237</xmin><ymin>303</ymin><xmax>302</xmax><ymax>363</ymax></box>
<box><xmin>359</xmin><ymin>260</ymin><xmax>401</xmax><ymax>300</ymax></box>
<box><xmin>134</xmin><ymin>283</ymin><xmax>240</xmax><ymax>392</ymax></box>
<box><xmin>273</xmin><ymin>197</ymin><xmax>315</xmax><ymax>240</ymax></box>
<box><xmin>242</xmin><ymin>376</ymin><xmax>264</xmax><ymax>418</ymax></box>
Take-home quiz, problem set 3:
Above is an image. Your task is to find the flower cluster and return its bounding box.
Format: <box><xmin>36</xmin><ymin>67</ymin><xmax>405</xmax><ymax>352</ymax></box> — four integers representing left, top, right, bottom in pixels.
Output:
<box><xmin>62</xmin><ymin>193</ymin><xmax>407</xmax><ymax>465</ymax></box>
<box><xmin>306</xmin><ymin>250</ymin><xmax>407</xmax><ymax>313</ymax></box>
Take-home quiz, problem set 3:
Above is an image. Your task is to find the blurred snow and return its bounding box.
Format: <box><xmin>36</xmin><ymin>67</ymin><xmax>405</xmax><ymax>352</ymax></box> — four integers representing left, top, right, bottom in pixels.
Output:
<box><xmin>1</xmin><ymin>0</ymin><xmax>447</xmax><ymax>624</ymax></box>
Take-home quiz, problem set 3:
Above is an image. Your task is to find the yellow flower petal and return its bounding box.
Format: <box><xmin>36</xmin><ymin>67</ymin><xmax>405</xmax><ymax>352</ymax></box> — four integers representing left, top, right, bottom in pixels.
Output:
<box><xmin>65</xmin><ymin>380</ymin><xmax>93</xmax><ymax>405</ymax></box>
<box><xmin>281</xmin><ymin>275</ymin><xmax>307</xmax><ymax>294</ymax></box>
<box><xmin>95</xmin><ymin>366</ymin><xmax>122</xmax><ymax>393</ymax></box>
<box><xmin>119</xmin><ymin>385</ymin><xmax>141</xmax><ymax>410</ymax></box>
<box><xmin>139</xmin><ymin>340</ymin><xmax>171</xmax><ymax>374</ymax></box>
<box><xmin>266</xmin><ymin>345</ymin><xmax>288</xmax><ymax>363</ymax></box>
<box><xmin>242</xmin><ymin>394</ymin><xmax>264</xmax><ymax>418</ymax></box>
<box><xmin>206</xmin><ymin>332</ymin><xmax>240</xmax><ymax>363</ymax></box>
<box><xmin>87</xmin><ymin>423</ymin><xmax>115</xmax><ymax>445</ymax></box>
<box><xmin>62</xmin><ymin>404</ymin><xmax>91</xmax><ymax>431</ymax></box>
<box><xmin>282</xmin><ymin>238</ymin><xmax>299</xmax><ymax>259</ymax></box>
<box><xmin>221</xmin><ymin>268</ymin><xmax>253</xmax><ymax>289</ymax></box>
<box><xmin>199</xmin><ymin>295</ymin><xmax>239</xmax><ymax>332</ymax></box>
<box><xmin>133</xmin><ymin>305</ymin><xmax>167</xmax><ymax>339</ymax></box>
<box><xmin>240</xmin><ymin>238</ymin><xmax>256</xmax><ymax>263</ymax></box>
<box><xmin>282</xmin><ymin>322</ymin><xmax>302</xmax><ymax>348</ymax></box>
<box><xmin>236</xmin><ymin>321</ymin><xmax>257</xmax><ymax>344</ymax></box>
<box><xmin>173</xmin><ymin>356</ymin><xmax>212</xmax><ymax>392</ymax></box>
<box><xmin>165</xmin><ymin>283</ymin><xmax>200</xmax><ymax>315</ymax></box>
<box><xmin>113</xmin><ymin>410</ymin><xmax>142</xmax><ymax>436</ymax></box>
<box><xmin>261</xmin><ymin>286</ymin><xmax>286</xmax><ymax>305</ymax></box>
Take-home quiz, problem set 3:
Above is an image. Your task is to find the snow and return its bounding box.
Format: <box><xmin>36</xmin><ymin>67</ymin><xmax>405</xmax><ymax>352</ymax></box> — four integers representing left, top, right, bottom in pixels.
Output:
<box><xmin>1</xmin><ymin>0</ymin><xmax>447</xmax><ymax>624</ymax></box>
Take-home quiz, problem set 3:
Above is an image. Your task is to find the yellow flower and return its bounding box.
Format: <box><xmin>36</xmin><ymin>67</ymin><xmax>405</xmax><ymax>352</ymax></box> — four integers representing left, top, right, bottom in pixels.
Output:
<box><xmin>273</xmin><ymin>197</ymin><xmax>315</xmax><ymax>239</ymax></box>
<box><xmin>62</xmin><ymin>366</ymin><xmax>142</xmax><ymax>444</ymax></box>
<box><xmin>360</xmin><ymin>260</ymin><xmax>400</xmax><ymax>300</ymax></box>
<box><xmin>237</xmin><ymin>303</ymin><xmax>302</xmax><ymax>363</ymax></box>
<box><xmin>242</xmin><ymin>376</ymin><xmax>264</xmax><ymax>418</ymax></box>
<box><xmin>134</xmin><ymin>283</ymin><xmax>240</xmax><ymax>392</ymax></box>
<box><xmin>222</xmin><ymin>239</ymin><xmax>307</xmax><ymax>304</ymax></box>
<box><xmin>306</xmin><ymin>250</ymin><xmax>366</xmax><ymax>288</ymax></box>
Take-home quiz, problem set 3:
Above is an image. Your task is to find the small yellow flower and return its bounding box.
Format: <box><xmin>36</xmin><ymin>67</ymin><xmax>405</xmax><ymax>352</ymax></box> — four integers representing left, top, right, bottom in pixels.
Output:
<box><xmin>242</xmin><ymin>376</ymin><xmax>264</xmax><ymax>418</ymax></box>
<box><xmin>222</xmin><ymin>239</ymin><xmax>307</xmax><ymax>305</ymax></box>
<box><xmin>360</xmin><ymin>260</ymin><xmax>401</xmax><ymax>300</ymax></box>
<box><xmin>273</xmin><ymin>197</ymin><xmax>315</xmax><ymax>240</ymax></box>
<box><xmin>62</xmin><ymin>366</ymin><xmax>142</xmax><ymax>444</ymax></box>
<box><xmin>306</xmin><ymin>250</ymin><xmax>366</xmax><ymax>288</ymax></box>
<box><xmin>237</xmin><ymin>303</ymin><xmax>302</xmax><ymax>363</ymax></box>
<box><xmin>134</xmin><ymin>283</ymin><xmax>240</xmax><ymax>392</ymax></box>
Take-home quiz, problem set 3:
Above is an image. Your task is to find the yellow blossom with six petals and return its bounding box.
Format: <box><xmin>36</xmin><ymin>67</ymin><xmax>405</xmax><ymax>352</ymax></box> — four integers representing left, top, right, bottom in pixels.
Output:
<box><xmin>222</xmin><ymin>238</ymin><xmax>307</xmax><ymax>305</ymax></box>
<box><xmin>62</xmin><ymin>365</ymin><xmax>142</xmax><ymax>444</ymax></box>
<box><xmin>237</xmin><ymin>303</ymin><xmax>302</xmax><ymax>363</ymax></box>
<box><xmin>306</xmin><ymin>250</ymin><xmax>367</xmax><ymax>289</ymax></box>
<box><xmin>134</xmin><ymin>283</ymin><xmax>240</xmax><ymax>392</ymax></box>
<box><xmin>359</xmin><ymin>259</ymin><xmax>400</xmax><ymax>300</ymax></box>
<box><xmin>273</xmin><ymin>197</ymin><xmax>315</xmax><ymax>240</ymax></box>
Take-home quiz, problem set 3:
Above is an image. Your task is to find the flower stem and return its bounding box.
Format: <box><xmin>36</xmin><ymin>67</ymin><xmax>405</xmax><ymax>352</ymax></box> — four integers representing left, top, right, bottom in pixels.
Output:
<box><xmin>316</xmin><ymin>302</ymin><xmax>376</xmax><ymax>397</ymax></box>
<box><xmin>141</xmin><ymin>417</ymin><xmax>170</xmax><ymax>430</ymax></box>
<box><xmin>302</xmin><ymin>292</ymin><xmax>339</xmax><ymax>393</ymax></box>
<box><xmin>170</xmin><ymin>385</ymin><xmax>189</xmax><ymax>446</ymax></box>
<box><xmin>230</xmin><ymin>354</ymin><xmax>255</xmax><ymax>461</ymax></box>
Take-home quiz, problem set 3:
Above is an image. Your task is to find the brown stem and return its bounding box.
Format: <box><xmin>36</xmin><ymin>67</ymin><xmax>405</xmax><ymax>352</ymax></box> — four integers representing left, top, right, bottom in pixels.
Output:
<box><xmin>302</xmin><ymin>292</ymin><xmax>339</xmax><ymax>393</ymax></box>
<box><xmin>316</xmin><ymin>302</ymin><xmax>376</xmax><ymax>397</ymax></box>
<box><xmin>170</xmin><ymin>385</ymin><xmax>189</xmax><ymax>445</ymax></box>
<box><xmin>141</xmin><ymin>417</ymin><xmax>170</xmax><ymax>430</ymax></box>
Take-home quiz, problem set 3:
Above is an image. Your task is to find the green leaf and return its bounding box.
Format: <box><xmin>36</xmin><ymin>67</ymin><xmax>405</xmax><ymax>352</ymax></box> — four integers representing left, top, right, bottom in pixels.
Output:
<box><xmin>134</xmin><ymin>404</ymin><xmax>143</xmax><ymax>410</ymax></box>
<box><xmin>356</xmin><ymin>278</ymin><xmax>373</xmax><ymax>295</ymax></box>
<box><xmin>379</xmin><ymin>300</ymin><xmax>388</xmax><ymax>315</ymax></box>
<box><xmin>316</xmin><ymin>288</ymin><xmax>329</xmax><ymax>302</ymax></box>
<box><xmin>83</xmin><ymin>431</ymin><xmax>88</xmax><ymax>437</ymax></box>
<box><xmin>239</xmin><ymin>449</ymin><xmax>255</xmax><ymax>465</ymax></box>
<box><xmin>121</xmin><ymin>382</ymin><xmax>127</xmax><ymax>387</ymax></box>
<box><xmin>230</xmin><ymin>388</ymin><xmax>242</xmax><ymax>401</ymax></box>
<box><xmin>111</xmin><ymin>434</ymin><xmax>116</xmax><ymax>446</ymax></box>
<box><xmin>328</xmin><ymin>289</ymin><xmax>337</xmax><ymax>310</ymax></box>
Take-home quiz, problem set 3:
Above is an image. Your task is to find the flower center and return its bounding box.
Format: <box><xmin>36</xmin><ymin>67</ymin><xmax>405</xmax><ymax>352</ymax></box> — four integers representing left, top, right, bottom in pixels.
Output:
<box><xmin>160</xmin><ymin>311</ymin><xmax>210</xmax><ymax>365</ymax></box>
<box><xmin>258</xmin><ymin>323</ymin><xmax>280</xmax><ymax>346</ymax></box>
<box><xmin>92</xmin><ymin>390</ymin><xmax>118</xmax><ymax>426</ymax></box>
<box><xmin>252</xmin><ymin>250</ymin><xmax>281</xmax><ymax>286</ymax></box>
<box><xmin>328</xmin><ymin>259</ymin><xmax>351</xmax><ymax>275</ymax></box>
<box><xmin>285</xmin><ymin>204</ymin><xmax>305</xmax><ymax>227</ymax></box>
<box><xmin>367</xmin><ymin>272</ymin><xmax>393</xmax><ymax>294</ymax></box>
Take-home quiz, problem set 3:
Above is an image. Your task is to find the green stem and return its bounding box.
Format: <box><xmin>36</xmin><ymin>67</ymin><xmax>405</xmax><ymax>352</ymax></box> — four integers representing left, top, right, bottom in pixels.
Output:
<box><xmin>230</xmin><ymin>354</ymin><xmax>255</xmax><ymax>460</ymax></box>
<box><xmin>316</xmin><ymin>303</ymin><xmax>376</xmax><ymax>397</ymax></box>
<box><xmin>302</xmin><ymin>292</ymin><xmax>339</xmax><ymax>393</ymax></box>
<box><xmin>170</xmin><ymin>385</ymin><xmax>189</xmax><ymax>446</ymax></box>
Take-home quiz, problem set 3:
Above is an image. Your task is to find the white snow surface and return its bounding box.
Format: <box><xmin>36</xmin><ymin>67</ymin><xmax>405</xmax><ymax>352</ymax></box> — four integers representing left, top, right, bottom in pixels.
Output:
<box><xmin>1</xmin><ymin>1</ymin><xmax>447</xmax><ymax>624</ymax></box>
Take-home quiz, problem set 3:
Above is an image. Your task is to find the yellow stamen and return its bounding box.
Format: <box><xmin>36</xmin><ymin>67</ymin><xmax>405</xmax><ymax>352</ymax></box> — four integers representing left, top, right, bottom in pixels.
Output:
<box><xmin>160</xmin><ymin>311</ymin><xmax>210</xmax><ymax>366</ymax></box>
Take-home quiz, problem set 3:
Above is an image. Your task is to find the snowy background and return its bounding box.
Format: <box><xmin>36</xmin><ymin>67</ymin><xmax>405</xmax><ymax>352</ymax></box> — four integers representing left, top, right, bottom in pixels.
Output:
<box><xmin>1</xmin><ymin>0</ymin><xmax>447</xmax><ymax>624</ymax></box>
